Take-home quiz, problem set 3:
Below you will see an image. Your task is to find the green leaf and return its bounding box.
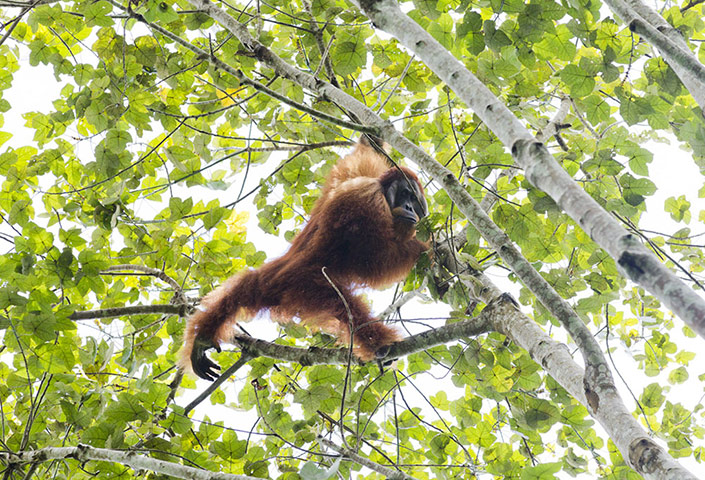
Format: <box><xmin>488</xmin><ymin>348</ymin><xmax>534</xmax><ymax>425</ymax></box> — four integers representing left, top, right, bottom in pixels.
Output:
<box><xmin>169</xmin><ymin>197</ymin><xmax>194</xmax><ymax>219</ymax></box>
<box><xmin>619</xmin><ymin>93</ymin><xmax>656</xmax><ymax>126</ymax></box>
<box><xmin>106</xmin><ymin>394</ymin><xmax>150</xmax><ymax>423</ymax></box>
<box><xmin>640</xmin><ymin>383</ymin><xmax>666</xmax><ymax>411</ymax></box>
<box><xmin>413</xmin><ymin>0</ymin><xmax>440</xmax><ymax>20</ymax></box>
<box><xmin>142</xmin><ymin>0</ymin><xmax>179</xmax><ymax>23</ymax></box>
<box><xmin>535</xmin><ymin>25</ymin><xmax>575</xmax><ymax>61</ymax></box>
<box><xmin>484</xmin><ymin>20</ymin><xmax>512</xmax><ymax>52</ymax></box>
<box><xmin>294</xmin><ymin>385</ymin><xmax>329</xmax><ymax>415</ymax></box>
<box><xmin>625</xmin><ymin>145</ymin><xmax>653</xmax><ymax>176</ymax></box>
<box><xmin>332</xmin><ymin>29</ymin><xmax>369</xmax><ymax>77</ymax></box>
<box><xmin>620</xmin><ymin>173</ymin><xmax>657</xmax><ymax>206</ymax></box>
<box><xmin>523</xmin><ymin>399</ymin><xmax>560</xmax><ymax>430</ymax></box>
<box><xmin>458</xmin><ymin>11</ymin><xmax>485</xmax><ymax>54</ymax></box>
<box><xmin>520</xmin><ymin>462</ymin><xmax>562</xmax><ymax>479</ymax></box>
<box><xmin>668</xmin><ymin>366</ymin><xmax>689</xmax><ymax>384</ymax></box>
<box><xmin>211</xmin><ymin>431</ymin><xmax>246</xmax><ymax>460</ymax></box>
<box><xmin>664</xmin><ymin>195</ymin><xmax>691</xmax><ymax>223</ymax></box>
<box><xmin>105</xmin><ymin>129</ymin><xmax>133</xmax><ymax>154</ymax></box>
<box><xmin>560</xmin><ymin>64</ymin><xmax>595</xmax><ymax>97</ymax></box>
<box><xmin>0</xmin><ymin>131</ymin><xmax>11</xmax><ymax>147</ymax></box>
<box><xmin>83</xmin><ymin>1</ymin><xmax>113</xmax><ymax>27</ymax></box>
<box><xmin>428</xmin><ymin>13</ymin><xmax>454</xmax><ymax>50</ymax></box>
<box><xmin>307</xmin><ymin>365</ymin><xmax>344</xmax><ymax>385</ymax></box>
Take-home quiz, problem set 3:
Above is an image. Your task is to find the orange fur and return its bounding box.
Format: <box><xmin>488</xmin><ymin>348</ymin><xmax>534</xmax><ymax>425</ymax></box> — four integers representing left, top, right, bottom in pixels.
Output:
<box><xmin>180</xmin><ymin>138</ymin><xmax>429</xmax><ymax>377</ymax></box>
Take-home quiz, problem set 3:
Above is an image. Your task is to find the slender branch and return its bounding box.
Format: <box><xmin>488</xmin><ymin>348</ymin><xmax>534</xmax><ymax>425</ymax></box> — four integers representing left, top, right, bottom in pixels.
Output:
<box><xmin>681</xmin><ymin>0</ymin><xmax>705</xmax><ymax>12</ymax></box>
<box><xmin>0</xmin><ymin>0</ymin><xmax>56</xmax><ymax>6</ymax></box>
<box><xmin>376</xmin><ymin>54</ymin><xmax>414</xmax><ymax>113</ymax></box>
<box><xmin>183</xmin><ymin>352</ymin><xmax>253</xmax><ymax>414</ymax></box>
<box><xmin>383</xmin><ymin>307</ymin><xmax>491</xmax><ymax>358</ymax></box>
<box><xmin>379</xmin><ymin>287</ymin><xmax>422</xmax><ymax>320</ymax></box>
<box><xmin>301</xmin><ymin>0</ymin><xmax>339</xmax><ymax>87</ymax></box>
<box><xmin>0</xmin><ymin>0</ymin><xmax>35</xmax><ymax>48</ymax></box>
<box><xmin>103</xmin><ymin>264</ymin><xmax>182</xmax><ymax>293</ymax></box>
<box><xmin>69</xmin><ymin>304</ymin><xmax>186</xmax><ymax>320</ymax></box>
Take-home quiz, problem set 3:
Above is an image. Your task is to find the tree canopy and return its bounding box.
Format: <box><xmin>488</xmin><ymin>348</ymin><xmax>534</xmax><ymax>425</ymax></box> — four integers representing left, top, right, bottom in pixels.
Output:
<box><xmin>1</xmin><ymin>0</ymin><xmax>705</xmax><ymax>479</ymax></box>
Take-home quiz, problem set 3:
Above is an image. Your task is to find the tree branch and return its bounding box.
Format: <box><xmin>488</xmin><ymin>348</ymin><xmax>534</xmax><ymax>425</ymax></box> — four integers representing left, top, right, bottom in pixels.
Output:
<box><xmin>69</xmin><ymin>304</ymin><xmax>186</xmax><ymax>320</ymax></box>
<box><xmin>183</xmin><ymin>352</ymin><xmax>253</xmax><ymax>415</ymax></box>
<box><xmin>103</xmin><ymin>264</ymin><xmax>183</xmax><ymax>294</ymax></box>
<box><xmin>0</xmin><ymin>445</ymin><xmax>260</xmax><ymax>480</ymax></box>
<box><xmin>608</xmin><ymin>0</ymin><xmax>705</xmax><ymax>109</ymax></box>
